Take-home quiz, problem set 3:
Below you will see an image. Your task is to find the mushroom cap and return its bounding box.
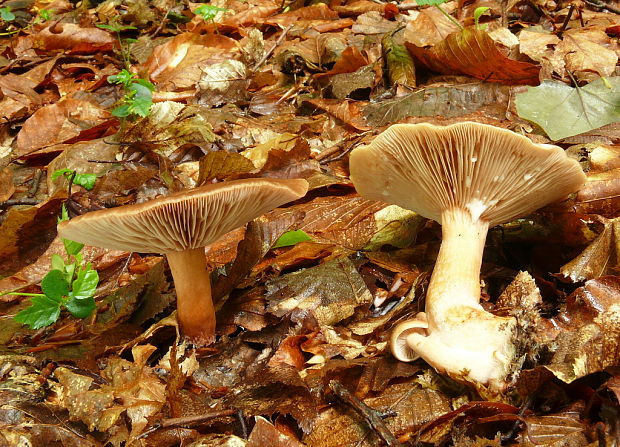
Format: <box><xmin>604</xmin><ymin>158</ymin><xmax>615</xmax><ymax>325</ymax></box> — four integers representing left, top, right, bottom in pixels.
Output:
<box><xmin>58</xmin><ymin>178</ymin><xmax>308</xmax><ymax>253</ymax></box>
<box><xmin>350</xmin><ymin>122</ymin><xmax>586</xmax><ymax>227</ymax></box>
<box><xmin>390</xmin><ymin>314</ymin><xmax>428</xmax><ymax>362</ymax></box>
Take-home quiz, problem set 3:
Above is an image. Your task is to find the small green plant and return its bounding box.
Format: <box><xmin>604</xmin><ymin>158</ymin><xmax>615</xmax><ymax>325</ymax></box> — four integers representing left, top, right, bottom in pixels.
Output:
<box><xmin>473</xmin><ymin>7</ymin><xmax>491</xmax><ymax>29</ymax></box>
<box><xmin>416</xmin><ymin>0</ymin><xmax>463</xmax><ymax>30</ymax></box>
<box><xmin>108</xmin><ymin>69</ymin><xmax>155</xmax><ymax>118</ymax></box>
<box><xmin>10</xmin><ymin>207</ymin><xmax>99</xmax><ymax>329</ymax></box>
<box><xmin>194</xmin><ymin>4</ymin><xmax>229</xmax><ymax>21</ymax></box>
<box><xmin>52</xmin><ymin>169</ymin><xmax>97</xmax><ymax>190</ymax></box>
<box><xmin>273</xmin><ymin>230</ymin><xmax>313</xmax><ymax>248</ymax></box>
<box><xmin>96</xmin><ymin>23</ymin><xmax>137</xmax><ymax>69</ymax></box>
<box><xmin>0</xmin><ymin>6</ymin><xmax>15</xmax><ymax>22</ymax></box>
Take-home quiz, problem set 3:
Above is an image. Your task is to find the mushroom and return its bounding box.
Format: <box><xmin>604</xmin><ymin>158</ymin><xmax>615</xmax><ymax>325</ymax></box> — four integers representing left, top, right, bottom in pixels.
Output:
<box><xmin>58</xmin><ymin>178</ymin><xmax>309</xmax><ymax>345</ymax></box>
<box><xmin>349</xmin><ymin>122</ymin><xmax>585</xmax><ymax>393</ymax></box>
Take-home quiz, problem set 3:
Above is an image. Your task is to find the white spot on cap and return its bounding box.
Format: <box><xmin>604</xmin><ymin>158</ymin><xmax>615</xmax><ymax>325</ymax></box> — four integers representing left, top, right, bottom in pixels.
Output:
<box><xmin>465</xmin><ymin>176</ymin><xmax>472</xmax><ymax>188</ymax></box>
<box><xmin>471</xmin><ymin>157</ymin><xmax>477</xmax><ymax>162</ymax></box>
<box><xmin>524</xmin><ymin>173</ymin><xmax>533</xmax><ymax>181</ymax></box>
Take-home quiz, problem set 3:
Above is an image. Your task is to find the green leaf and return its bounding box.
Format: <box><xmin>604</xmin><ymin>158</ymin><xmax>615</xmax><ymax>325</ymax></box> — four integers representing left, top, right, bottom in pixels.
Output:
<box><xmin>96</xmin><ymin>23</ymin><xmax>136</xmax><ymax>33</ymax></box>
<box><xmin>195</xmin><ymin>5</ymin><xmax>228</xmax><ymax>20</ymax></box>
<box><xmin>71</xmin><ymin>267</ymin><xmax>99</xmax><ymax>301</ymax></box>
<box><xmin>108</xmin><ymin>69</ymin><xmax>137</xmax><ymax>87</ymax></box>
<box><xmin>51</xmin><ymin>169</ymin><xmax>97</xmax><ymax>190</ymax></box>
<box><xmin>59</xmin><ymin>204</ymin><xmax>70</xmax><ymax>223</ymax></box>
<box><xmin>41</xmin><ymin>270</ymin><xmax>70</xmax><ymax>301</ymax></box>
<box><xmin>515</xmin><ymin>77</ymin><xmax>620</xmax><ymax>141</ymax></box>
<box><xmin>38</xmin><ymin>9</ymin><xmax>52</xmax><ymax>21</ymax></box>
<box><xmin>112</xmin><ymin>104</ymin><xmax>131</xmax><ymax>117</ymax></box>
<box><xmin>51</xmin><ymin>254</ymin><xmax>65</xmax><ymax>272</ymax></box>
<box><xmin>273</xmin><ymin>230</ymin><xmax>313</xmax><ymax>248</ymax></box>
<box><xmin>14</xmin><ymin>295</ymin><xmax>62</xmax><ymax>329</ymax></box>
<box><xmin>0</xmin><ymin>7</ymin><xmax>15</xmax><ymax>21</ymax></box>
<box><xmin>65</xmin><ymin>296</ymin><xmax>96</xmax><ymax>319</ymax></box>
<box><xmin>63</xmin><ymin>239</ymin><xmax>84</xmax><ymax>256</ymax></box>
<box><xmin>416</xmin><ymin>0</ymin><xmax>450</xmax><ymax>6</ymax></box>
<box><xmin>126</xmin><ymin>83</ymin><xmax>153</xmax><ymax>117</ymax></box>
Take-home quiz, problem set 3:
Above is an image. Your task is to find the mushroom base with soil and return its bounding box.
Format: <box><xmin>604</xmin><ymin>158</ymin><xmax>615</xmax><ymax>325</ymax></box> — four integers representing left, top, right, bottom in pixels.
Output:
<box><xmin>391</xmin><ymin>208</ymin><xmax>517</xmax><ymax>394</ymax></box>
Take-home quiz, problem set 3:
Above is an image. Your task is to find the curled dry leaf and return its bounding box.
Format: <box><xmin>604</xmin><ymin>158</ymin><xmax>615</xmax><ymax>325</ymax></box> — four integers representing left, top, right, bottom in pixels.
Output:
<box><xmin>247</xmin><ymin>416</ymin><xmax>305</xmax><ymax>447</ymax></box>
<box><xmin>304</xmin><ymin>98</ymin><xmax>371</xmax><ymax>131</ymax></box>
<box><xmin>404</xmin><ymin>2</ymin><xmax>461</xmax><ymax>47</ymax></box>
<box><xmin>561</xmin><ymin>217</ymin><xmax>620</xmax><ymax>282</ymax></box>
<box><xmin>406</xmin><ymin>28</ymin><xmax>540</xmax><ymax>85</ymax></box>
<box><xmin>516</xmin><ymin>406</ymin><xmax>589</xmax><ymax>447</ymax></box>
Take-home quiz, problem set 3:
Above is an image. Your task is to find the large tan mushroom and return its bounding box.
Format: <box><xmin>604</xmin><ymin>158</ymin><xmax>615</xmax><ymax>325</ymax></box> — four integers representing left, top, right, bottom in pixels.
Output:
<box><xmin>349</xmin><ymin>122</ymin><xmax>585</xmax><ymax>394</ymax></box>
<box><xmin>58</xmin><ymin>178</ymin><xmax>308</xmax><ymax>346</ymax></box>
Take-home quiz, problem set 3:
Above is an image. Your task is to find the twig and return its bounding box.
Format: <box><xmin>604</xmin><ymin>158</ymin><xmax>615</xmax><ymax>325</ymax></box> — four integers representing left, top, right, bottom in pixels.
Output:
<box><xmin>557</xmin><ymin>4</ymin><xmax>574</xmax><ymax>38</ymax></box>
<box><xmin>237</xmin><ymin>409</ymin><xmax>248</xmax><ymax>439</ymax></box>
<box><xmin>253</xmin><ymin>25</ymin><xmax>292</xmax><ymax>71</ymax></box>
<box><xmin>501</xmin><ymin>395</ymin><xmax>533</xmax><ymax>442</ymax></box>
<box><xmin>329</xmin><ymin>380</ymin><xmax>399</xmax><ymax>446</ymax></box>
<box><xmin>28</xmin><ymin>168</ymin><xmax>44</xmax><ymax>196</ymax></box>
<box><xmin>136</xmin><ymin>409</ymin><xmax>237</xmax><ymax>439</ymax></box>
<box><xmin>583</xmin><ymin>0</ymin><xmax>620</xmax><ymax>14</ymax></box>
<box><xmin>0</xmin><ymin>198</ymin><xmax>39</xmax><ymax>209</ymax></box>
<box><xmin>150</xmin><ymin>7</ymin><xmax>172</xmax><ymax>38</ymax></box>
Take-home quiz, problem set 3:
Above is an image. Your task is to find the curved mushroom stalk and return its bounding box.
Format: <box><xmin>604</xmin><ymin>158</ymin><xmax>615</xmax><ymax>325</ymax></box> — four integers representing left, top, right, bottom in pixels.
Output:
<box><xmin>167</xmin><ymin>248</ymin><xmax>215</xmax><ymax>345</ymax></box>
<box><xmin>392</xmin><ymin>208</ymin><xmax>516</xmax><ymax>393</ymax></box>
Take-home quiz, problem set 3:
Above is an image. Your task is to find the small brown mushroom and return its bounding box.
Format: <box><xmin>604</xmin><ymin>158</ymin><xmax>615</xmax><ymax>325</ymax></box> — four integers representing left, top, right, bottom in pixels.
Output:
<box><xmin>58</xmin><ymin>178</ymin><xmax>309</xmax><ymax>345</ymax></box>
<box><xmin>349</xmin><ymin>122</ymin><xmax>585</xmax><ymax>394</ymax></box>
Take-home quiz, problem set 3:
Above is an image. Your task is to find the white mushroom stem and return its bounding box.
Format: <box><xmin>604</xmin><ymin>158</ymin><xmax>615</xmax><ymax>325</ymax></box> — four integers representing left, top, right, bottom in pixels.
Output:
<box><xmin>426</xmin><ymin>208</ymin><xmax>489</xmax><ymax>328</ymax></box>
<box><xmin>166</xmin><ymin>248</ymin><xmax>216</xmax><ymax>345</ymax></box>
<box><xmin>399</xmin><ymin>207</ymin><xmax>516</xmax><ymax>393</ymax></box>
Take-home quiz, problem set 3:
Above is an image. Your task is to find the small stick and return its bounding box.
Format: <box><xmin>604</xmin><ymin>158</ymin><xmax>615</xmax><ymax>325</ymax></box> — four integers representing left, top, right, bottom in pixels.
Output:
<box><xmin>28</xmin><ymin>168</ymin><xmax>44</xmax><ymax>196</ymax></box>
<box><xmin>136</xmin><ymin>409</ymin><xmax>237</xmax><ymax>439</ymax></box>
<box><xmin>0</xmin><ymin>198</ymin><xmax>39</xmax><ymax>209</ymax></box>
<box><xmin>253</xmin><ymin>25</ymin><xmax>292</xmax><ymax>71</ymax></box>
<box><xmin>557</xmin><ymin>4</ymin><xmax>574</xmax><ymax>38</ymax></box>
<box><xmin>329</xmin><ymin>380</ymin><xmax>399</xmax><ymax>446</ymax></box>
<box><xmin>583</xmin><ymin>0</ymin><xmax>620</xmax><ymax>13</ymax></box>
<box><xmin>237</xmin><ymin>409</ymin><xmax>248</xmax><ymax>439</ymax></box>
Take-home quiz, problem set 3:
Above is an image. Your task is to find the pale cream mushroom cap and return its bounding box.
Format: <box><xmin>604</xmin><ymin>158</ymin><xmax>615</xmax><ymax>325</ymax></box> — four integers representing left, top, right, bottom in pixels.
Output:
<box><xmin>57</xmin><ymin>178</ymin><xmax>309</xmax><ymax>253</ymax></box>
<box><xmin>350</xmin><ymin>122</ymin><xmax>586</xmax><ymax>227</ymax></box>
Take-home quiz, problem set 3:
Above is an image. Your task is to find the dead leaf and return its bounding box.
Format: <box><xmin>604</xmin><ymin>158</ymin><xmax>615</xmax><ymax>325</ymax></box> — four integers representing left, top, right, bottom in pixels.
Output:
<box><xmin>248</xmin><ymin>416</ymin><xmax>305</xmax><ymax>447</ymax></box>
<box><xmin>265</xmin><ymin>257</ymin><xmax>373</xmax><ymax>326</ymax></box>
<box><xmin>517</xmin><ymin>406</ymin><xmax>588</xmax><ymax>446</ymax></box>
<box><xmin>0</xmin><ymin>167</ymin><xmax>14</xmax><ymax>201</ymax></box>
<box><xmin>197</xmin><ymin>151</ymin><xmax>256</xmax><ymax>185</ymax></box>
<box><xmin>561</xmin><ymin>217</ymin><xmax>620</xmax><ymax>282</ymax></box>
<box><xmin>15</xmin><ymin>24</ymin><xmax>115</xmax><ymax>56</ymax></box>
<box><xmin>406</xmin><ymin>27</ymin><xmax>540</xmax><ymax>85</ymax></box>
<box><xmin>14</xmin><ymin>96</ymin><xmax>111</xmax><ymax>158</ymax></box>
<box><xmin>404</xmin><ymin>3</ymin><xmax>461</xmax><ymax>47</ymax></box>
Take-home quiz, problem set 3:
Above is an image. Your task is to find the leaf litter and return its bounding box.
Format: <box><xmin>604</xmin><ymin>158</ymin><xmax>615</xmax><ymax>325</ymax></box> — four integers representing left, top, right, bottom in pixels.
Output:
<box><xmin>0</xmin><ymin>0</ymin><xmax>619</xmax><ymax>445</ymax></box>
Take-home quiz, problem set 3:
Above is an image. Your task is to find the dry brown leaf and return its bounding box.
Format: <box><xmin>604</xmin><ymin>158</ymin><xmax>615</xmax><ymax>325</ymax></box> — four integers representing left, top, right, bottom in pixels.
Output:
<box><xmin>517</xmin><ymin>407</ymin><xmax>588</xmax><ymax>446</ymax></box>
<box><xmin>404</xmin><ymin>3</ymin><xmax>461</xmax><ymax>47</ymax></box>
<box><xmin>263</xmin><ymin>3</ymin><xmax>339</xmax><ymax>27</ymax></box>
<box><xmin>143</xmin><ymin>33</ymin><xmax>238</xmax><ymax>90</ymax></box>
<box><xmin>304</xmin><ymin>382</ymin><xmax>451</xmax><ymax>447</ymax></box>
<box><xmin>540</xmin><ymin>277</ymin><xmax>620</xmax><ymax>384</ymax></box>
<box><xmin>573</xmin><ymin>169</ymin><xmax>620</xmax><ymax>217</ymax></box>
<box><xmin>15</xmin><ymin>24</ymin><xmax>115</xmax><ymax>56</ymax></box>
<box><xmin>14</xmin><ymin>96</ymin><xmax>111</xmax><ymax>158</ymax></box>
<box><xmin>197</xmin><ymin>151</ymin><xmax>256</xmax><ymax>185</ymax></box>
<box><xmin>248</xmin><ymin>416</ymin><xmax>305</xmax><ymax>447</ymax></box>
<box><xmin>561</xmin><ymin>217</ymin><xmax>620</xmax><ymax>282</ymax></box>
<box><xmin>0</xmin><ymin>167</ymin><xmax>14</xmax><ymax>201</ymax></box>
<box><xmin>303</xmin><ymin>98</ymin><xmax>371</xmax><ymax>130</ymax></box>
<box><xmin>406</xmin><ymin>27</ymin><xmax>540</xmax><ymax>85</ymax></box>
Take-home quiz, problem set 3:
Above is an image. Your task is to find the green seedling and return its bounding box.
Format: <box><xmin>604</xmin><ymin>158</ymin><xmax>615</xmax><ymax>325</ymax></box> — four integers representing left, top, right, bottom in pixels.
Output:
<box><xmin>416</xmin><ymin>0</ymin><xmax>463</xmax><ymax>30</ymax></box>
<box><xmin>108</xmin><ymin>69</ymin><xmax>155</xmax><ymax>118</ymax></box>
<box><xmin>9</xmin><ymin>206</ymin><xmax>99</xmax><ymax>329</ymax></box>
<box><xmin>474</xmin><ymin>7</ymin><xmax>491</xmax><ymax>29</ymax></box>
<box><xmin>0</xmin><ymin>7</ymin><xmax>53</xmax><ymax>36</ymax></box>
<box><xmin>194</xmin><ymin>4</ymin><xmax>229</xmax><ymax>21</ymax></box>
<box><xmin>96</xmin><ymin>23</ymin><xmax>137</xmax><ymax>69</ymax></box>
<box><xmin>52</xmin><ymin>169</ymin><xmax>97</xmax><ymax>190</ymax></box>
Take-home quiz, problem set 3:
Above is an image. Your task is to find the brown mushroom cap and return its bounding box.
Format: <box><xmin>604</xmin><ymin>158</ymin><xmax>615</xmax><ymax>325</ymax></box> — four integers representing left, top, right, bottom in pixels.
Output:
<box><xmin>58</xmin><ymin>178</ymin><xmax>309</xmax><ymax>253</ymax></box>
<box><xmin>350</xmin><ymin>122</ymin><xmax>586</xmax><ymax>226</ymax></box>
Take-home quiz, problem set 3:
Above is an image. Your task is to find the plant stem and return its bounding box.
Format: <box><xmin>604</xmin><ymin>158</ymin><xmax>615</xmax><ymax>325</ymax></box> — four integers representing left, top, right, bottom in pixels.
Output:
<box><xmin>435</xmin><ymin>5</ymin><xmax>463</xmax><ymax>30</ymax></box>
<box><xmin>1</xmin><ymin>292</ymin><xmax>46</xmax><ymax>297</ymax></box>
